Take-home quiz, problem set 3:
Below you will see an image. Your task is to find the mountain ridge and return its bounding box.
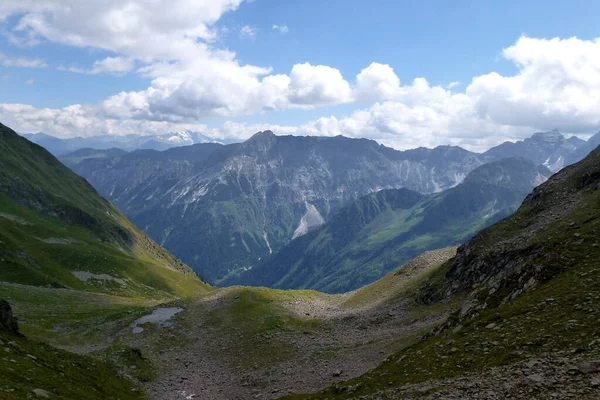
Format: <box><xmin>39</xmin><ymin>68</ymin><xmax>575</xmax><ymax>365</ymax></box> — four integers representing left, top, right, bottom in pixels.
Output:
<box><xmin>226</xmin><ymin>157</ymin><xmax>551</xmax><ymax>293</ymax></box>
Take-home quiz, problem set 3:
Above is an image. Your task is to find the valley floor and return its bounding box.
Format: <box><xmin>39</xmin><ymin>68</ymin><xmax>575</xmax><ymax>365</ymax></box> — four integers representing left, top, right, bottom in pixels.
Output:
<box><xmin>0</xmin><ymin>248</ymin><xmax>455</xmax><ymax>400</ymax></box>
<box><xmin>128</xmin><ymin>250</ymin><xmax>456</xmax><ymax>399</ymax></box>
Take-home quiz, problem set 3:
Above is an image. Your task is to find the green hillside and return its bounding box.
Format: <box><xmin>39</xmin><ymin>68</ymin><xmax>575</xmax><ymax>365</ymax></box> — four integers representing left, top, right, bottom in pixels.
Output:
<box><xmin>0</xmin><ymin>122</ymin><xmax>209</xmax><ymax>299</ymax></box>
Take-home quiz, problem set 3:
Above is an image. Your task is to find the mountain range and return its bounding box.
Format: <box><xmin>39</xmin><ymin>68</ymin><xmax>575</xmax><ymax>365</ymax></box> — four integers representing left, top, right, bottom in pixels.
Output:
<box><xmin>68</xmin><ymin>129</ymin><xmax>600</xmax><ymax>286</ymax></box>
<box><xmin>70</xmin><ymin>131</ymin><xmax>484</xmax><ymax>283</ymax></box>
<box><xmin>22</xmin><ymin>130</ymin><xmax>239</xmax><ymax>156</ymax></box>
<box><xmin>225</xmin><ymin>157</ymin><xmax>550</xmax><ymax>292</ymax></box>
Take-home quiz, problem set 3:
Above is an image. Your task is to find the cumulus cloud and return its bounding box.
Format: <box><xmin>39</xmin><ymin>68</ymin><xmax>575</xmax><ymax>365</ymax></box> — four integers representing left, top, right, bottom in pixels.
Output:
<box><xmin>288</xmin><ymin>63</ymin><xmax>352</xmax><ymax>106</ymax></box>
<box><xmin>467</xmin><ymin>36</ymin><xmax>600</xmax><ymax>133</ymax></box>
<box><xmin>0</xmin><ymin>0</ymin><xmax>599</xmax><ymax>151</ymax></box>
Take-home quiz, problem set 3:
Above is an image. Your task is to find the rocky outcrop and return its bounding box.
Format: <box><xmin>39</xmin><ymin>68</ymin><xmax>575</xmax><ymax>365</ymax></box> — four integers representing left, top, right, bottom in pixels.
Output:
<box><xmin>420</xmin><ymin>145</ymin><xmax>600</xmax><ymax>313</ymax></box>
<box><xmin>0</xmin><ymin>300</ymin><xmax>21</xmax><ymax>336</ymax></box>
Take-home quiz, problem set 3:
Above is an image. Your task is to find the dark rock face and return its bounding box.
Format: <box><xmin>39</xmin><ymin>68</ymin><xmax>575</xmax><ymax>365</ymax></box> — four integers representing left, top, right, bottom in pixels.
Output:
<box><xmin>0</xmin><ymin>300</ymin><xmax>21</xmax><ymax>336</ymax></box>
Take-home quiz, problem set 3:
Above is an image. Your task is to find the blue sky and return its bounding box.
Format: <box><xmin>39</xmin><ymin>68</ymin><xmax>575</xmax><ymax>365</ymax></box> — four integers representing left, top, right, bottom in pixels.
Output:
<box><xmin>1</xmin><ymin>0</ymin><xmax>600</xmax><ymax>150</ymax></box>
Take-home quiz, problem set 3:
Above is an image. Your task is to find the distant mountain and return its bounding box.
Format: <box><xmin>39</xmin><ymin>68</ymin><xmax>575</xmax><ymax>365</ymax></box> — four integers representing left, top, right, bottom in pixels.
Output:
<box><xmin>565</xmin><ymin>130</ymin><xmax>600</xmax><ymax>165</ymax></box>
<box><xmin>66</xmin><ymin>128</ymin><xmax>600</xmax><ymax>284</ymax></box>
<box><xmin>484</xmin><ymin>129</ymin><xmax>587</xmax><ymax>171</ymax></box>
<box><xmin>59</xmin><ymin>147</ymin><xmax>128</xmax><ymax>168</ymax></box>
<box><xmin>21</xmin><ymin>130</ymin><xmax>238</xmax><ymax>156</ymax></box>
<box><xmin>72</xmin><ymin>131</ymin><xmax>484</xmax><ymax>283</ymax></box>
<box><xmin>0</xmin><ymin>122</ymin><xmax>208</xmax><ymax>298</ymax></box>
<box><xmin>226</xmin><ymin>157</ymin><xmax>551</xmax><ymax>292</ymax></box>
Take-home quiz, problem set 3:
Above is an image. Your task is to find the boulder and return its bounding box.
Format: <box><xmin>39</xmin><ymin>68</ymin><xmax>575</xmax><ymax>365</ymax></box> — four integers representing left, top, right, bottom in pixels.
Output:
<box><xmin>0</xmin><ymin>300</ymin><xmax>21</xmax><ymax>336</ymax></box>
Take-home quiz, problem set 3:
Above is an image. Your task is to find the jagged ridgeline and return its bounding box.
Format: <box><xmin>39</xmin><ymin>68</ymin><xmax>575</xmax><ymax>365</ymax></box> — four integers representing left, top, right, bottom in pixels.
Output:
<box><xmin>230</xmin><ymin>157</ymin><xmax>551</xmax><ymax>293</ymax></box>
<box><xmin>0</xmin><ymin>122</ymin><xmax>209</xmax><ymax>298</ymax></box>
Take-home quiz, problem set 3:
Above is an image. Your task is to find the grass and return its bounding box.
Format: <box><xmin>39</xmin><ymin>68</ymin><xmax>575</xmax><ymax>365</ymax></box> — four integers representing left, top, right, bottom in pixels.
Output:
<box><xmin>204</xmin><ymin>287</ymin><xmax>323</xmax><ymax>369</ymax></box>
<box><xmin>284</xmin><ymin>252</ymin><xmax>600</xmax><ymax>399</ymax></box>
<box><xmin>341</xmin><ymin>247</ymin><xmax>457</xmax><ymax>309</ymax></box>
<box><xmin>0</xmin><ymin>332</ymin><xmax>145</xmax><ymax>400</ymax></box>
<box><xmin>0</xmin><ymin>283</ymin><xmax>154</xmax><ymax>346</ymax></box>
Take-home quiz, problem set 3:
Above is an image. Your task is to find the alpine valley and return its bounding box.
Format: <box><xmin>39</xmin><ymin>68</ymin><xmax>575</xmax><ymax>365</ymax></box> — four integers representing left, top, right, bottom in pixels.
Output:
<box><xmin>67</xmin><ymin>128</ymin><xmax>598</xmax><ymax>288</ymax></box>
<box><xmin>1</xmin><ymin>120</ymin><xmax>600</xmax><ymax>400</ymax></box>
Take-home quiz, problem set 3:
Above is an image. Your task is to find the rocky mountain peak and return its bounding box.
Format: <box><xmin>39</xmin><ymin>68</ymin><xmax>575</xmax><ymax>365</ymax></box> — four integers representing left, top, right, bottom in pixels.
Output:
<box><xmin>530</xmin><ymin>129</ymin><xmax>564</xmax><ymax>144</ymax></box>
<box><xmin>244</xmin><ymin>130</ymin><xmax>278</xmax><ymax>150</ymax></box>
<box><xmin>249</xmin><ymin>130</ymin><xmax>276</xmax><ymax>140</ymax></box>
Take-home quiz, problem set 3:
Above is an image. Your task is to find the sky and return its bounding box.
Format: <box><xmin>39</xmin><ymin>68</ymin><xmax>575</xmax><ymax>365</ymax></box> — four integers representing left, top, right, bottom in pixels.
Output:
<box><xmin>1</xmin><ymin>0</ymin><xmax>600</xmax><ymax>151</ymax></box>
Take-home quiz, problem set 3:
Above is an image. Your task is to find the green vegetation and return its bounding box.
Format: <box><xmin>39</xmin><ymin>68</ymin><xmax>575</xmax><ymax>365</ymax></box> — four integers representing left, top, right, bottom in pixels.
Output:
<box><xmin>285</xmin><ymin>248</ymin><xmax>600</xmax><ymax>399</ymax></box>
<box><xmin>0</xmin><ymin>332</ymin><xmax>145</xmax><ymax>400</ymax></box>
<box><xmin>0</xmin><ymin>122</ymin><xmax>211</xmax><ymax>396</ymax></box>
<box><xmin>341</xmin><ymin>247</ymin><xmax>457</xmax><ymax>309</ymax></box>
<box><xmin>0</xmin><ymin>122</ymin><xmax>209</xmax><ymax>299</ymax></box>
<box><xmin>204</xmin><ymin>287</ymin><xmax>324</xmax><ymax>369</ymax></box>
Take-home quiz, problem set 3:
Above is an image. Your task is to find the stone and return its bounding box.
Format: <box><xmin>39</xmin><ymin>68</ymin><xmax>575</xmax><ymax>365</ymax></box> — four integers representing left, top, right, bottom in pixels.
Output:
<box><xmin>525</xmin><ymin>374</ymin><xmax>544</xmax><ymax>386</ymax></box>
<box><xmin>526</xmin><ymin>359</ymin><xmax>539</xmax><ymax>369</ymax></box>
<box><xmin>577</xmin><ymin>361</ymin><xmax>600</xmax><ymax>374</ymax></box>
<box><xmin>485</xmin><ymin>323</ymin><xmax>496</xmax><ymax>329</ymax></box>
<box><xmin>332</xmin><ymin>370</ymin><xmax>343</xmax><ymax>377</ymax></box>
<box><xmin>32</xmin><ymin>389</ymin><xmax>51</xmax><ymax>398</ymax></box>
<box><xmin>0</xmin><ymin>300</ymin><xmax>21</xmax><ymax>336</ymax></box>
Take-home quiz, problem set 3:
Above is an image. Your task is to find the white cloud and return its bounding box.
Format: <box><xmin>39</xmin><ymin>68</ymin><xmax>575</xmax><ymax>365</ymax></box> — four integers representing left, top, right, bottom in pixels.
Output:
<box><xmin>240</xmin><ymin>25</ymin><xmax>257</xmax><ymax>38</ymax></box>
<box><xmin>1</xmin><ymin>0</ymin><xmax>244</xmax><ymax>59</ymax></box>
<box><xmin>0</xmin><ymin>1</ymin><xmax>599</xmax><ymax>152</ymax></box>
<box><xmin>467</xmin><ymin>36</ymin><xmax>600</xmax><ymax>133</ymax></box>
<box><xmin>288</xmin><ymin>63</ymin><xmax>352</xmax><ymax>106</ymax></box>
<box><xmin>272</xmin><ymin>25</ymin><xmax>288</xmax><ymax>34</ymax></box>
<box><xmin>24</xmin><ymin>78</ymin><xmax>34</xmax><ymax>84</ymax></box>
<box><xmin>447</xmin><ymin>81</ymin><xmax>461</xmax><ymax>89</ymax></box>
<box><xmin>90</xmin><ymin>57</ymin><xmax>134</xmax><ymax>74</ymax></box>
<box><xmin>58</xmin><ymin>57</ymin><xmax>134</xmax><ymax>75</ymax></box>
<box><xmin>0</xmin><ymin>52</ymin><xmax>47</xmax><ymax>68</ymax></box>
<box><xmin>354</xmin><ymin>62</ymin><xmax>401</xmax><ymax>102</ymax></box>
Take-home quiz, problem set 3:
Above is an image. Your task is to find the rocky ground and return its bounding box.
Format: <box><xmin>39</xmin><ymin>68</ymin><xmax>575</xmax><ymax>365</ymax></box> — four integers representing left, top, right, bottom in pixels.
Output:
<box><xmin>368</xmin><ymin>352</ymin><xmax>600</xmax><ymax>399</ymax></box>
<box><xmin>138</xmin><ymin>290</ymin><xmax>449</xmax><ymax>400</ymax></box>
<box><xmin>114</xmin><ymin>250</ymin><xmax>458</xmax><ymax>400</ymax></box>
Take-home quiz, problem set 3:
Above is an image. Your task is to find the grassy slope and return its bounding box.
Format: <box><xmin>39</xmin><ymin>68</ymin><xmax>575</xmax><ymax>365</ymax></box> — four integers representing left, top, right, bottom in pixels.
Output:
<box><xmin>0</xmin><ymin>122</ymin><xmax>211</xmax><ymax>397</ymax></box>
<box><xmin>0</xmin><ymin>122</ymin><xmax>209</xmax><ymax>299</ymax></box>
<box><xmin>284</xmin><ymin>148</ymin><xmax>600</xmax><ymax>399</ymax></box>
<box><xmin>0</xmin><ymin>331</ymin><xmax>145</xmax><ymax>400</ymax></box>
